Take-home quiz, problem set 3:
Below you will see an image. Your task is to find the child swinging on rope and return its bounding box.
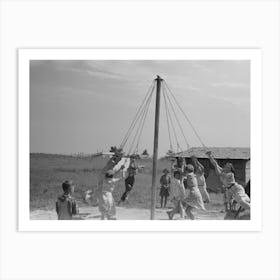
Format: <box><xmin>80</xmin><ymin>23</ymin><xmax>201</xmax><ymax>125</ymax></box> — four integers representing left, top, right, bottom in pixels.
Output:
<box><xmin>191</xmin><ymin>156</ymin><xmax>211</xmax><ymax>203</ymax></box>
<box><xmin>118</xmin><ymin>156</ymin><xmax>138</xmax><ymax>205</ymax></box>
<box><xmin>93</xmin><ymin>149</ymin><xmax>124</xmax><ymax>219</ymax></box>
<box><xmin>206</xmin><ymin>151</ymin><xmax>250</xmax><ymax>219</ymax></box>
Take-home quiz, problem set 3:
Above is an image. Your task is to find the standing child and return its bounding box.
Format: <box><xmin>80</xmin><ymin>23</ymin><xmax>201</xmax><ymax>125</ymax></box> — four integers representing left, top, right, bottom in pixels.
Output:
<box><xmin>56</xmin><ymin>180</ymin><xmax>79</xmax><ymax>220</ymax></box>
<box><xmin>98</xmin><ymin>169</ymin><xmax>123</xmax><ymax>220</ymax></box>
<box><xmin>166</xmin><ymin>170</ymin><xmax>186</xmax><ymax>220</ymax></box>
<box><xmin>183</xmin><ymin>164</ymin><xmax>205</xmax><ymax>220</ymax></box>
<box><xmin>159</xmin><ymin>168</ymin><xmax>171</xmax><ymax>208</ymax></box>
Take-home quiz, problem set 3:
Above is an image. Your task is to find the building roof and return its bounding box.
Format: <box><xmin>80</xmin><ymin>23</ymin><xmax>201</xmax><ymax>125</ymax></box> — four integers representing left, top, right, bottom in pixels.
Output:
<box><xmin>175</xmin><ymin>147</ymin><xmax>250</xmax><ymax>160</ymax></box>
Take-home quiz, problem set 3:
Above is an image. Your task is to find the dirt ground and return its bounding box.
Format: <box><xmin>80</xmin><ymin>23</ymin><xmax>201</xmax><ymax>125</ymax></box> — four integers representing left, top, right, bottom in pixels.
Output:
<box><xmin>30</xmin><ymin>205</ymin><xmax>225</xmax><ymax>220</ymax></box>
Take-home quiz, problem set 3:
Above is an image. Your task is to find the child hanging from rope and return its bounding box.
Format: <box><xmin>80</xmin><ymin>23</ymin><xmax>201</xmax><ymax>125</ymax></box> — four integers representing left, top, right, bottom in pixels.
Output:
<box><xmin>222</xmin><ymin>173</ymin><xmax>250</xmax><ymax>220</ymax></box>
<box><xmin>191</xmin><ymin>156</ymin><xmax>210</xmax><ymax>203</ymax></box>
<box><xmin>159</xmin><ymin>168</ymin><xmax>171</xmax><ymax>208</ymax></box>
<box><xmin>166</xmin><ymin>170</ymin><xmax>186</xmax><ymax>220</ymax></box>
<box><xmin>206</xmin><ymin>150</ymin><xmax>236</xmax><ymax>212</ymax></box>
<box><xmin>118</xmin><ymin>156</ymin><xmax>138</xmax><ymax>205</ymax></box>
<box><xmin>206</xmin><ymin>151</ymin><xmax>250</xmax><ymax>219</ymax></box>
<box><xmin>98</xmin><ymin>169</ymin><xmax>124</xmax><ymax>220</ymax></box>
<box><xmin>183</xmin><ymin>164</ymin><xmax>206</xmax><ymax>220</ymax></box>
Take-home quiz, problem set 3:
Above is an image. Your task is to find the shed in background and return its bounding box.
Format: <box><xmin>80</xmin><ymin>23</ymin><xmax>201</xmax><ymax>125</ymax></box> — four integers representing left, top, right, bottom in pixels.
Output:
<box><xmin>176</xmin><ymin>147</ymin><xmax>250</xmax><ymax>192</ymax></box>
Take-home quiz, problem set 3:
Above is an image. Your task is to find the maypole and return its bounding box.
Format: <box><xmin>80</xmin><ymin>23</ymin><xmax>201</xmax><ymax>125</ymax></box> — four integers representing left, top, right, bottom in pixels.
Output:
<box><xmin>150</xmin><ymin>75</ymin><xmax>162</xmax><ymax>220</ymax></box>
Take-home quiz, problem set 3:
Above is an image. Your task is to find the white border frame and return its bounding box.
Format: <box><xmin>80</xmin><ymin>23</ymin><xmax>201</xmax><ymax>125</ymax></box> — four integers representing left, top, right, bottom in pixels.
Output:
<box><xmin>18</xmin><ymin>48</ymin><xmax>262</xmax><ymax>231</ymax></box>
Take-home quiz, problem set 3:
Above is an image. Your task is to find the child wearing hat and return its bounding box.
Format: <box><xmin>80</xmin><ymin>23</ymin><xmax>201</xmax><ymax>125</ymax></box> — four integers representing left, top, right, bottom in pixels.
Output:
<box><xmin>56</xmin><ymin>180</ymin><xmax>79</xmax><ymax>220</ymax></box>
<box><xmin>98</xmin><ymin>169</ymin><xmax>123</xmax><ymax>220</ymax></box>
<box><xmin>159</xmin><ymin>168</ymin><xmax>171</xmax><ymax>208</ymax></box>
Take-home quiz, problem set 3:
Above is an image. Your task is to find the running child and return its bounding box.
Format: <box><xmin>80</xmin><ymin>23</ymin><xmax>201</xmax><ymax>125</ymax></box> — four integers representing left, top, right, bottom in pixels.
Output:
<box><xmin>56</xmin><ymin>180</ymin><xmax>79</xmax><ymax>220</ymax></box>
<box><xmin>191</xmin><ymin>156</ymin><xmax>210</xmax><ymax>203</ymax></box>
<box><xmin>183</xmin><ymin>164</ymin><xmax>205</xmax><ymax>220</ymax></box>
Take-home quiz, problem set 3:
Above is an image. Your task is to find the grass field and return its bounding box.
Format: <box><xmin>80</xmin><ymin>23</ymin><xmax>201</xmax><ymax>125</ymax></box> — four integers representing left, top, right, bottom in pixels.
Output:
<box><xmin>30</xmin><ymin>153</ymin><xmax>224</xmax><ymax>216</ymax></box>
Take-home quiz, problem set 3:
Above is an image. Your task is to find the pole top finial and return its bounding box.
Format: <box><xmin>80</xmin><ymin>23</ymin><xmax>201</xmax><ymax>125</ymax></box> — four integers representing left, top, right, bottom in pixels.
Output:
<box><xmin>155</xmin><ymin>75</ymin><xmax>163</xmax><ymax>81</ymax></box>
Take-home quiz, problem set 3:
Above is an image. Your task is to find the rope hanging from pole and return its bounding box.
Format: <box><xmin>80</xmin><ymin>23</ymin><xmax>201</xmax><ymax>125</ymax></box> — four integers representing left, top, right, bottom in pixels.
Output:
<box><xmin>134</xmin><ymin>90</ymin><xmax>154</xmax><ymax>154</ymax></box>
<box><xmin>163</xmin><ymin>83</ymin><xmax>190</xmax><ymax>151</ymax></box>
<box><xmin>163</xmin><ymin>88</ymin><xmax>181</xmax><ymax>152</ymax></box>
<box><xmin>162</xmin><ymin>83</ymin><xmax>174</xmax><ymax>151</ymax></box>
<box><xmin>128</xmin><ymin>88</ymin><xmax>153</xmax><ymax>155</ymax></box>
<box><xmin>118</xmin><ymin>77</ymin><xmax>208</xmax><ymax>159</ymax></box>
<box><xmin>164</xmin><ymin>80</ymin><xmax>207</xmax><ymax>149</ymax></box>
<box><xmin>119</xmin><ymin>80</ymin><xmax>155</xmax><ymax>150</ymax></box>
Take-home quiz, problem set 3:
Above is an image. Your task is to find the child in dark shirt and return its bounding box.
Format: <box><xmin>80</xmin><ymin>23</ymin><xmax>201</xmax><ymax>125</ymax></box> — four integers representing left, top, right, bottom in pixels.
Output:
<box><xmin>118</xmin><ymin>158</ymin><xmax>137</xmax><ymax>205</ymax></box>
<box><xmin>159</xmin><ymin>168</ymin><xmax>171</xmax><ymax>208</ymax></box>
<box><xmin>56</xmin><ymin>180</ymin><xmax>78</xmax><ymax>220</ymax></box>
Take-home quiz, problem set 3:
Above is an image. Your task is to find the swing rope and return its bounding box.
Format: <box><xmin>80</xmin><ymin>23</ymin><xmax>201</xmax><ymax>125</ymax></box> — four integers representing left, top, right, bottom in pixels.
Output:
<box><xmin>120</xmin><ymin>80</ymin><xmax>155</xmax><ymax>150</ymax></box>
<box><xmin>118</xmin><ymin>77</ymin><xmax>208</xmax><ymax>160</ymax></box>
<box><xmin>134</xmin><ymin>89</ymin><xmax>154</xmax><ymax>154</ymax></box>
<box><xmin>163</xmin><ymin>80</ymin><xmax>207</xmax><ymax>149</ymax></box>
<box><xmin>163</xmin><ymin>83</ymin><xmax>190</xmax><ymax>151</ymax></box>
<box><xmin>162</xmin><ymin>86</ymin><xmax>182</xmax><ymax>152</ymax></box>
<box><xmin>162</xmin><ymin>83</ymin><xmax>173</xmax><ymax>151</ymax></box>
<box><xmin>128</xmin><ymin>88</ymin><xmax>153</xmax><ymax>155</ymax></box>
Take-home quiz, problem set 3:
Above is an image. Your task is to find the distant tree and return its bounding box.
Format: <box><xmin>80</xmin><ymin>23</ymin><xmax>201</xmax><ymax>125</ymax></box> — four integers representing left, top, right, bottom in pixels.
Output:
<box><xmin>110</xmin><ymin>146</ymin><xmax>118</xmax><ymax>153</ymax></box>
<box><xmin>109</xmin><ymin>146</ymin><xmax>123</xmax><ymax>156</ymax></box>
<box><xmin>142</xmin><ymin>149</ymin><xmax>149</xmax><ymax>156</ymax></box>
<box><xmin>166</xmin><ymin>149</ymin><xmax>175</xmax><ymax>157</ymax></box>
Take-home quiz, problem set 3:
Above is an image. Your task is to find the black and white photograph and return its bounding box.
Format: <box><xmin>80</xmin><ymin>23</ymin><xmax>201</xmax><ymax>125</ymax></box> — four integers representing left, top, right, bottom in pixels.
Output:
<box><xmin>2</xmin><ymin>1</ymin><xmax>280</xmax><ymax>280</ymax></box>
<box><xmin>22</xmin><ymin>50</ymin><xmax>258</xmax><ymax>227</ymax></box>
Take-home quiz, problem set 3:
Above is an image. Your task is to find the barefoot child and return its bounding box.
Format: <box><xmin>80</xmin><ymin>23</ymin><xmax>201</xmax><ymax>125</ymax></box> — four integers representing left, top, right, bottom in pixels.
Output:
<box><xmin>98</xmin><ymin>169</ymin><xmax>123</xmax><ymax>220</ymax></box>
<box><xmin>56</xmin><ymin>180</ymin><xmax>79</xmax><ymax>220</ymax></box>
<box><xmin>183</xmin><ymin>164</ymin><xmax>205</xmax><ymax>220</ymax></box>
<box><xmin>167</xmin><ymin>170</ymin><xmax>186</xmax><ymax>220</ymax></box>
<box><xmin>159</xmin><ymin>168</ymin><xmax>171</xmax><ymax>208</ymax></box>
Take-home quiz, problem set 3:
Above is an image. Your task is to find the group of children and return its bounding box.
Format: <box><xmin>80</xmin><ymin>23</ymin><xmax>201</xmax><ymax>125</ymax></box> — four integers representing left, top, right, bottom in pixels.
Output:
<box><xmin>160</xmin><ymin>162</ymin><xmax>206</xmax><ymax>220</ymax></box>
<box><xmin>55</xmin><ymin>150</ymin><xmax>250</xmax><ymax>220</ymax></box>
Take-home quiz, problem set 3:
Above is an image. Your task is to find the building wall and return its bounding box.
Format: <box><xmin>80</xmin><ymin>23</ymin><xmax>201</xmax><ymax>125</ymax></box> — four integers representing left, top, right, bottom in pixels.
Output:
<box><xmin>245</xmin><ymin>160</ymin><xmax>251</xmax><ymax>184</ymax></box>
<box><xmin>184</xmin><ymin>157</ymin><xmax>249</xmax><ymax>191</ymax></box>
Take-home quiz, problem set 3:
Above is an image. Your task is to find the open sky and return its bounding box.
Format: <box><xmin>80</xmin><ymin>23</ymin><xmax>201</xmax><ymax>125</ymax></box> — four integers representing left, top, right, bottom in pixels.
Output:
<box><xmin>30</xmin><ymin>60</ymin><xmax>250</xmax><ymax>156</ymax></box>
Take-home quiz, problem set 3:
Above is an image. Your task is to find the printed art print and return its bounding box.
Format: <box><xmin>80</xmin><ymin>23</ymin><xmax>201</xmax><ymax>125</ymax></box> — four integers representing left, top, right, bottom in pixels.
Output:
<box><xmin>18</xmin><ymin>49</ymin><xmax>262</xmax><ymax>231</ymax></box>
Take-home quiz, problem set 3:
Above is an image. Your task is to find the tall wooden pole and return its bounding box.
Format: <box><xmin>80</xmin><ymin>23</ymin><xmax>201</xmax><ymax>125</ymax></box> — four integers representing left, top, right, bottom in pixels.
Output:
<box><xmin>150</xmin><ymin>75</ymin><xmax>162</xmax><ymax>220</ymax></box>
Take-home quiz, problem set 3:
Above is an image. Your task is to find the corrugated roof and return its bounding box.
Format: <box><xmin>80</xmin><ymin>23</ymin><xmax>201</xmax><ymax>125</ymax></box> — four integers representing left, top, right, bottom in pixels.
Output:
<box><xmin>175</xmin><ymin>147</ymin><xmax>250</xmax><ymax>160</ymax></box>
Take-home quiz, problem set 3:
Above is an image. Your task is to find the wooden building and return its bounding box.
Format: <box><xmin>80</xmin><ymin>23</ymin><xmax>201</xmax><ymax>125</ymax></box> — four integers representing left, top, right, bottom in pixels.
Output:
<box><xmin>176</xmin><ymin>147</ymin><xmax>250</xmax><ymax>192</ymax></box>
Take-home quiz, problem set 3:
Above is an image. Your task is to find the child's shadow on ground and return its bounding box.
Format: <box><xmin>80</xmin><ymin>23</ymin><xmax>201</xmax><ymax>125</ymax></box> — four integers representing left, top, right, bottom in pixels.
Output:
<box><xmin>79</xmin><ymin>213</ymin><xmax>101</xmax><ymax>219</ymax></box>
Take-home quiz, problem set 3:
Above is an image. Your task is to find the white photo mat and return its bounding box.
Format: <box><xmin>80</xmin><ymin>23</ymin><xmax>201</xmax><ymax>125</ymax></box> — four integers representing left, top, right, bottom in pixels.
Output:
<box><xmin>18</xmin><ymin>48</ymin><xmax>262</xmax><ymax>232</ymax></box>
